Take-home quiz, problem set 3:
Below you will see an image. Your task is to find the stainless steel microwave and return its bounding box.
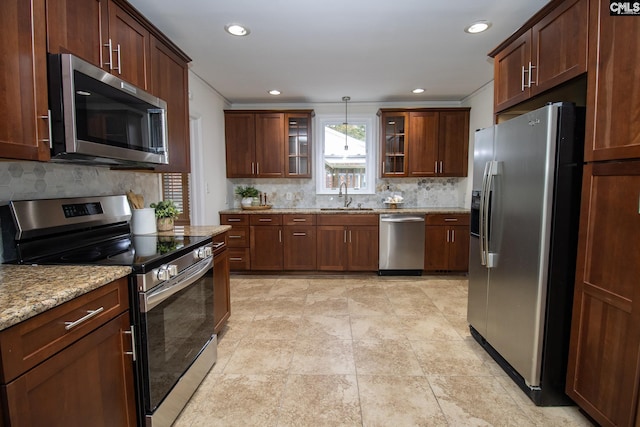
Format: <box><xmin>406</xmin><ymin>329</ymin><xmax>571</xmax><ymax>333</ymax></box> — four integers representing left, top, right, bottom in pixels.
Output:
<box><xmin>48</xmin><ymin>54</ymin><xmax>169</xmax><ymax>167</ymax></box>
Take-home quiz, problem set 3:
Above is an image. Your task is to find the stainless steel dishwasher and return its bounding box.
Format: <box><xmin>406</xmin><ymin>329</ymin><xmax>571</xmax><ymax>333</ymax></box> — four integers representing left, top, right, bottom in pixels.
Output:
<box><xmin>379</xmin><ymin>214</ymin><xmax>426</xmax><ymax>275</ymax></box>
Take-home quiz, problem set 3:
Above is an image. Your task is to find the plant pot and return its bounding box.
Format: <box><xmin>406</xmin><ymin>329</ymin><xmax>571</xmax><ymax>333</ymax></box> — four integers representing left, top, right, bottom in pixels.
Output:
<box><xmin>241</xmin><ymin>197</ymin><xmax>253</xmax><ymax>208</ymax></box>
<box><xmin>156</xmin><ymin>217</ymin><xmax>174</xmax><ymax>231</ymax></box>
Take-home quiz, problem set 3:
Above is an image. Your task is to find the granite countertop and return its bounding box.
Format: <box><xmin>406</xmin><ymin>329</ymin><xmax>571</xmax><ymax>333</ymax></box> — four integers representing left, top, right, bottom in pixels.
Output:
<box><xmin>0</xmin><ymin>265</ymin><xmax>132</xmax><ymax>332</ymax></box>
<box><xmin>0</xmin><ymin>225</ymin><xmax>230</xmax><ymax>332</ymax></box>
<box><xmin>219</xmin><ymin>207</ymin><xmax>469</xmax><ymax>215</ymax></box>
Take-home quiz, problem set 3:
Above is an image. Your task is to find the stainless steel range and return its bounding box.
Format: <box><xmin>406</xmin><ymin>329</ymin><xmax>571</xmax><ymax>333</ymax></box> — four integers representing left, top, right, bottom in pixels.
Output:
<box><xmin>0</xmin><ymin>195</ymin><xmax>218</xmax><ymax>427</ymax></box>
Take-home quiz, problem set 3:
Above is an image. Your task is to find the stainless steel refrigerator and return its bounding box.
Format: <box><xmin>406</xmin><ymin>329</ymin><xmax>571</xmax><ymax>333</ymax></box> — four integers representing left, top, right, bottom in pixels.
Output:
<box><xmin>468</xmin><ymin>102</ymin><xmax>584</xmax><ymax>406</ymax></box>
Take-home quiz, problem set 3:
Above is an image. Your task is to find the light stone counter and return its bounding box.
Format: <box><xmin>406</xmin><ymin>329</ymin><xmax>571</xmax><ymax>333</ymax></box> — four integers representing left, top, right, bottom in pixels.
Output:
<box><xmin>219</xmin><ymin>207</ymin><xmax>469</xmax><ymax>215</ymax></box>
<box><xmin>0</xmin><ymin>265</ymin><xmax>131</xmax><ymax>331</ymax></box>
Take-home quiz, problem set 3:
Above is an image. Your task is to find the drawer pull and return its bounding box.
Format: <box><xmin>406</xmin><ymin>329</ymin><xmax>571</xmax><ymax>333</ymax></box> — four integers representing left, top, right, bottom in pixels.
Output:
<box><xmin>292</xmin><ymin>218</ymin><xmax>306</xmax><ymax>222</ymax></box>
<box><xmin>444</xmin><ymin>218</ymin><xmax>458</xmax><ymax>222</ymax></box>
<box><xmin>65</xmin><ymin>307</ymin><xmax>104</xmax><ymax>331</ymax></box>
<box><xmin>230</xmin><ymin>257</ymin><xmax>243</xmax><ymax>261</ymax></box>
<box><xmin>292</xmin><ymin>232</ymin><xmax>307</xmax><ymax>236</ymax></box>
<box><xmin>259</xmin><ymin>218</ymin><xmax>272</xmax><ymax>222</ymax></box>
<box><xmin>229</xmin><ymin>235</ymin><xmax>242</xmax><ymax>239</ymax></box>
<box><xmin>227</xmin><ymin>219</ymin><xmax>242</xmax><ymax>222</ymax></box>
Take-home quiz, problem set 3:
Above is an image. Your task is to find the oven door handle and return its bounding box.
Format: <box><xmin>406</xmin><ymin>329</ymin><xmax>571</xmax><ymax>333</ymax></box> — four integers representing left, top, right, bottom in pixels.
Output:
<box><xmin>142</xmin><ymin>256</ymin><xmax>213</xmax><ymax>313</ymax></box>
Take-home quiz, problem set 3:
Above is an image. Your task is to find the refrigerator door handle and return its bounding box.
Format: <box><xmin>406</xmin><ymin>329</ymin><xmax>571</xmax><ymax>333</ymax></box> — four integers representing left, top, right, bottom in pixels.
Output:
<box><xmin>485</xmin><ymin>160</ymin><xmax>500</xmax><ymax>268</ymax></box>
<box><xmin>479</xmin><ymin>161</ymin><xmax>490</xmax><ymax>265</ymax></box>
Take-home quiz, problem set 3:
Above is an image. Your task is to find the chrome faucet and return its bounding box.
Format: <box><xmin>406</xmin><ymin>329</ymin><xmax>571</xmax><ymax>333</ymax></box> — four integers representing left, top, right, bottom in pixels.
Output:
<box><xmin>338</xmin><ymin>182</ymin><xmax>352</xmax><ymax>208</ymax></box>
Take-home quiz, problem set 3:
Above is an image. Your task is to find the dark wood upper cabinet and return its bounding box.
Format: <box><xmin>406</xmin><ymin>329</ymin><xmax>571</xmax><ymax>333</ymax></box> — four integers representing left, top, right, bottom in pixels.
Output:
<box><xmin>224</xmin><ymin>110</ymin><xmax>313</xmax><ymax>178</ymax></box>
<box><xmin>149</xmin><ymin>36</ymin><xmax>190</xmax><ymax>173</ymax></box>
<box><xmin>0</xmin><ymin>0</ymin><xmax>51</xmax><ymax>162</ymax></box>
<box><xmin>491</xmin><ymin>0</ymin><xmax>588</xmax><ymax>112</ymax></box>
<box><xmin>585</xmin><ymin>0</ymin><xmax>640</xmax><ymax>162</ymax></box>
<box><xmin>380</xmin><ymin>108</ymin><xmax>469</xmax><ymax>178</ymax></box>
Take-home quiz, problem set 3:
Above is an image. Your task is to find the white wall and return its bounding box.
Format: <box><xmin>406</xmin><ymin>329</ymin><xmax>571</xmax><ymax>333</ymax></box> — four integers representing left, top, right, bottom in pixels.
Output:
<box><xmin>461</xmin><ymin>80</ymin><xmax>494</xmax><ymax>208</ymax></box>
<box><xmin>188</xmin><ymin>72</ymin><xmax>230</xmax><ymax>225</ymax></box>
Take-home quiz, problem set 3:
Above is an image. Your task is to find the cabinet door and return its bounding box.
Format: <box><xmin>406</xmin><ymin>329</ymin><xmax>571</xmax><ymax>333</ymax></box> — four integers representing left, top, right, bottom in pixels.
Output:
<box><xmin>438</xmin><ymin>110</ymin><xmax>469</xmax><ymax>177</ymax></box>
<box><xmin>0</xmin><ymin>0</ymin><xmax>51</xmax><ymax>161</ymax></box>
<box><xmin>566</xmin><ymin>161</ymin><xmax>640</xmax><ymax>427</ymax></box>
<box><xmin>225</xmin><ymin>113</ymin><xmax>255</xmax><ymax>177</ymax></box>
<box><xmin>531</xmin><ymin>0</ymin><xmax>588</xmax><ymax>96</ymax></box>
<box><xmin>347</xmin><ymin>226</ymin><xmax>378</xmax><ymax>271</ymax></box>
<box><xmin>46</xmin><ymin>0</ymin><xmax>108</xmax><ymax>68</ymax></box>
<box><xmin>381</xmin><ymin>112</ymin><xmax>408</xmax><ymax>177</ymax></box>
<box><xmin>4</xmin><ymin>312</ymin><xmax>136</xmax><ymax>427</ymax></box>
<box><xmin>285</xmin><ymin>113</ymin><xmax>312</xmax><ymax>177</ymax></box>
<box><xmin>407</xmin><ymin>111</ymin><xmax>438</xmax><ymax>177</ymax></box>
<box><xmin>107</xmin><ymin>0</ymin><xmax>149</xmax><ymax>89</ymax></box>
<box><xmin>250</xmin><ymin>226</ymin><xmax>283</xmax><ymax>270</ymax></box>
<box><xmin>424</xmin><ymin>226</ymin><xmax>448</xmax><ymax>271</ymax></box>
<box><xmin>317</xmin><ymin>226</ymin><xmax>347</xmax><ymax>271</ymax></box>
<box><xmin>448</xmin><ymin>225</ymin><xmax>470</xmax><ymax>271</ymax></box>
<box><xmin>149</xmin><ymin>36</ymin><xmax>190</xmax><ymax>173</ymax></box>
<box><xmin>585</xmin><ymin>0</ymin><xmax>640</xmax><ymax>162</ymax></box>
<box><xmin>493</xmin><ymin>31</ymin><xmax>532</xmax><ymax>112</ymax></box>
<box><xmin>255</xmin><ymin>113</ymin><xmax>284</xmax><ymax>177</ymax></box>
<box><xmin>283</xmin><ymin>226</ymin><xmax>317</xmax><ymax>270</ymax></box>
<box><xmin>213</xmin><ymin>249</ymin><xmax>230</xmax><ymax>334</ymax></box>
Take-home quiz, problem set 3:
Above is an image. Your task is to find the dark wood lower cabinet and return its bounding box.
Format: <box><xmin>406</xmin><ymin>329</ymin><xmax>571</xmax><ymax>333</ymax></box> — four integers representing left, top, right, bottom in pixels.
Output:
<box><xmin>250</xmin><ymin>225</ymin><xmax>283</xmax><ymax>270</ymax></box>
<box><xmin>566</xmin><ymin>161</ymin><xmax>640</xmax><ymax>427</ymax></box>
<box><xmin>424</xmin><ymin>214</ymin><xmax>469</xmax><ymax>272</ymax></box>
<box><xmin>283</xmin><ymin>226</ymin><xmax>317</xmax><ymax>270</ymax></box>
<box><xmin>213</xmin><ymin>234</ymin><xmax>231</xmax><ymax>334</ymax></box>
<box><xmin>347</xmin><ymin>226</ymin><xmax>379</xmax><ymax>271</ymax></box>
<box><xmin>316</xmin><ymin>220</ymin><xmax>378</xmax><ymax>272</ymax></box>
<box><xmin>316</xmin><ymin>226</ymin><xmax>347</xmax><ymax>271</ymax></box>
<box><xmin>3</xmin><ymin>312</ymin><xmax>136</xmax><ymax>427</ymax></box>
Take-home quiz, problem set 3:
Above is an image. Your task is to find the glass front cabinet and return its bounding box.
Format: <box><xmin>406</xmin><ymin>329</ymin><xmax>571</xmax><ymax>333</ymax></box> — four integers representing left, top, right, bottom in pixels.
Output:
<box><xmin>285</xmin><ymin>113</ymin><xmax>312</xmax><ymax>177</ymax></box>
<box><xmin>380</xmin><ymin>112</ymin><xmax>408</xmax><ymax>177</ymax></box>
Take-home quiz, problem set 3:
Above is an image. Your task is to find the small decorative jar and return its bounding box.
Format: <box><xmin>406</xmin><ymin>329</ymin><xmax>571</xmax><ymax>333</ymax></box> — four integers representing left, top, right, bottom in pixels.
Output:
<box><xmin>157</xmin><ymin>217</ymin><xmax>174</xmax><ymax>231</ymax></box>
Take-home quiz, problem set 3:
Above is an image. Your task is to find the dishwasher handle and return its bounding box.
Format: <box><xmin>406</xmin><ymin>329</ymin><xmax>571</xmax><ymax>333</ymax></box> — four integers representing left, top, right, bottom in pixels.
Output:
<box><xmin>380</xmin><ymin>216</ymin><xmax>425</xmax><ymax>223</ymax></box>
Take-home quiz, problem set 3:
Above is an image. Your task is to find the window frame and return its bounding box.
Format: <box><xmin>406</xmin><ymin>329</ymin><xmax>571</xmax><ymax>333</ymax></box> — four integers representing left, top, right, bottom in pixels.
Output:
<box><xmin>314</xmin><ymin>114</ymin><xmax>377</xmax><ymax>195</ymax></box>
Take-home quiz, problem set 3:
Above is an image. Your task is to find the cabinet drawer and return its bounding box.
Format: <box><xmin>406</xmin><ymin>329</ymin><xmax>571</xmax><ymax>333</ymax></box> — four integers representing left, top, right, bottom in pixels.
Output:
<box><xmin>220</xmin><ymin>214</ymin><xmax>249</xmax><ymax>226</ymax></box>
<box><xmin>212</xmin><ymin>231</ymin><xmax>228</xmax><ymax>256</ymax></box>
<box><xmin>249</xmin><ymin>214</ymin><xmax>282</xmax><ymax>226</ymax></box>
<box><xmin>425</xmin><ymin>214</ymin><xmax>470</xmax><ymax>226</ymax></box>
<box><xmin>0</xmin><ymin>277</ymin><xmax>129</xmax><ymax>383</ymax></box>
<box><xmin>228</xmin><ymin>248</ymin><xmax>251</xmax><ymax>270</ymax></box>
<box><xmin>317</xmin><ymin>214</ymin><xmax>379</xmax><ymax>226</ymax></box>
<box><xmin>283</xmin><ymin>214</ymin><xmax>316</xmax><ymax>226</ymax></box>
<box><xmin>227</xmin><ymin>226</ymin><xmax>249</xmax><ymax>247</ymax></box>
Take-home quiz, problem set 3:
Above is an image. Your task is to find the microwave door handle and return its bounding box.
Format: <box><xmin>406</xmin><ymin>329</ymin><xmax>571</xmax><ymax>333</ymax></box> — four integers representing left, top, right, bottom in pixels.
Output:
<box><xmin>141</xmin><ymin>257</ymin><xmax>213</xmax><ymax>312</ymax></box>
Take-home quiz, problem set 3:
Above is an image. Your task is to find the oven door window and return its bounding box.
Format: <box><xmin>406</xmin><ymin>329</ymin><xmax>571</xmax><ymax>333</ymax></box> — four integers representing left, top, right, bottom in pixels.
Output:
<box><xmin>140</xmin><ymin>264</ymin><xmax>214</xmax><ymax>411</ymax></box>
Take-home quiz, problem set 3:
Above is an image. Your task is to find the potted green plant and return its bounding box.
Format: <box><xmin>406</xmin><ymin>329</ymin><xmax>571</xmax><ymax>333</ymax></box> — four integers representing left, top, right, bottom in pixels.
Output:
<box><xmin>235</xmin><ymin>185</ymin><xmax>260</xmax><ymax>208</ymax></box>
<box><xmin>150</xmin><ymin>200</ymin><xmax>180</xmax><ymax>231</ymax></box>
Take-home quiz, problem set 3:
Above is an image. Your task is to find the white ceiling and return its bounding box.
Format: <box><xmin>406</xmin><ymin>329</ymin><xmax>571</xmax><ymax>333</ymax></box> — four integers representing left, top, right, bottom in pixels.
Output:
<box><xmin>128</xmin><ymin>0</ymin><xmax>548</xmax><ymax>105</ymax></box>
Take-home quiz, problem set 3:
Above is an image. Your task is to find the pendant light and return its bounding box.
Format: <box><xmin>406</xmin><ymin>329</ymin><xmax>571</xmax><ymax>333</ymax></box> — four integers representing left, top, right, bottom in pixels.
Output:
<box><xmin>342</xmin><ymin>96</ymin><xmax>350</xmax><ymax>151</ymax></box>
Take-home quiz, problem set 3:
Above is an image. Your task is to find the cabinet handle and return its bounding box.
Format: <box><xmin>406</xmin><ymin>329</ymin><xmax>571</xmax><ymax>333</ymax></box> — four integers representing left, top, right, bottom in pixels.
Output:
<box><xmin>451</xmin><ymin>229</ymin><xmax>455</xmax><ymax>243</ymax></box>
<box><xmin>39</xmin><ymin>110</ymin><xmax>52</xmax><ymax>148</ymax></box>
<box><xmin>435</xmin><ymin>161</ymin><xmax>438</xmax><ymax>174</ymax></box>
<box><xmin>227</xmin><ymin>218</ymin><xmax>241</xmax><ymax>222</ymax></box>
<box><xmin>114</xmin><ymin>43</ymin><xmax>122</xmax><ymax>74</ymax></box>
<box><xmin>251</xmin><ymin>162</ymin><xmax>255</xmax><ymax>174</ymax></box>
<box><xmin>292</xmin><ymin>232</ymin><xmax>307</xmax><ymax>236</ymax></box>
<box><xmin>279</xmin><ymin>229</ymin><xmax>282</xmax><ymax>243</ymax></box>
<box><xmin>521</xmin><ymin>65</ymin><xmax>526</xmax><ymax>91</ymax></box>
<box><xmin>230</xmin><ymin>257</ymin><xmax>243</xmax><ymax>261</ymax></box>
<box><xmin>349</xmin><ymin>230</ymin><xmax>352</xmax><ymax>243</ymax></box>
<box><xmin>104</xmin><ymin>39</ymin><xmax>113</xmax><ymax>70</ymax></box>
<box><xmin>439</xmin><ymin>161</ymin><xmax>443</xmax><ymax>174</ymax></box>
<box><xmin>64</xmin><ymin>307</ymin><xmax>104</xmax><ymax>330</ymax></box>
<box><xmin>258</xmin><ymin>218</ymin><xmax>272</xmax><ymax>222</ymax></box>
<box><xmin>344</xmin><ymin>230</ymin><xmax>347</xmax><ymax>243</ymax></box>
<box><xmin>229</xmin><ymin>235</ymin><xmax>242</xmax><ymax>239</ymax></box>
<box><xmin>123</xmin><ymin>325</ymin><xmax>137</xmax><ymax>361</ymax></box>
<box><xmin>444</xmin><ymin>218</ymin><xmax>458</xmax><ymax>222</ymax></box>
<box><xmin>528</xmin><ymin>62</ymin><xmax>536</xmax><ymax>87</ymax></box>
<box><xmin>256</xmin><ymin>163</ymin><xmax>260</xmax><ymax>175</ymax></box>
<box><xmin>292</xmin><ymin>218</ymin><xmax>306</xmax><ymax>222</ymax></box>
<box><xmin>382</xmin><ymin>162</ymin><xmax>385</xmax><ymax>174</ymax></box>
<box><xmin>446</xmin><ymin>230</ymin><xmax>450</xmax><ymax>243</ymax></box>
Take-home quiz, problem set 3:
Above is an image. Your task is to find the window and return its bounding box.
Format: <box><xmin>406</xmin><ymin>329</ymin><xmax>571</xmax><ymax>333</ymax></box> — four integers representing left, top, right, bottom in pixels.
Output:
<box><xmin>315</xmin><ymin>115</ymin><xmax>375</xmax><ymax>194</ymax></box>
<box><xmin>161</xmin><ymin>173</ymin><xmax>191</xmax><ymax>225</ymax></box>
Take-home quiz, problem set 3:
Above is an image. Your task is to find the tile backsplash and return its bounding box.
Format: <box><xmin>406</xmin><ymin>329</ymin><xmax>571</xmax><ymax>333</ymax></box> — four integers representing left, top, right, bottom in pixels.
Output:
<box><xmin>227</xmin><ymin>177</ymin><xmax>467</xmax><ymax>209</ymax></box>
<box><xmin>0</xmin><ymin>161</ymin><xmax>160</xmax><ymax>205</ymax></box>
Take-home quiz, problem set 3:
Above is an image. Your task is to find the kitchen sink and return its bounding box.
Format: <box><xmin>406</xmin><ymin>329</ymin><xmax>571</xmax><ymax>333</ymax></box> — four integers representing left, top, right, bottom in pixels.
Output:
<box><xmin>319</xmin><ymin>207</ymin><xmax>374</xmax><ymax>211</ymax></box>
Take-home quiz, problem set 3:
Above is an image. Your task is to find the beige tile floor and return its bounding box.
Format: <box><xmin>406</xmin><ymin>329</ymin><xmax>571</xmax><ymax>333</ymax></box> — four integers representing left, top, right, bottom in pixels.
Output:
<box><xmin>174</xmin><ymin>274</ymin><xmax>594</xmax><ymax>427</ymax></box>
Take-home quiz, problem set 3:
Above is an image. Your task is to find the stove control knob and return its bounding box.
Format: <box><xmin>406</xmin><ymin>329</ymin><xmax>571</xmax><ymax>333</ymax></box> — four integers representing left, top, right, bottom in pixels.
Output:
<box><xmin>196</xmin><ymin>246</ymin><xmax>213</xmax><ymax>259</ymax></box>
<box><xmin>156</xmin><ymin>264</ymin><xmax>178</xmax><ymax>280</ymax></box>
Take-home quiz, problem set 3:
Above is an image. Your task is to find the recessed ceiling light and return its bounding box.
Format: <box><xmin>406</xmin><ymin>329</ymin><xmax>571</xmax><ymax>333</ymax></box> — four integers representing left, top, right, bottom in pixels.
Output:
<box><xmin>225</xmin><ymin>24</ymin><xmax>250</xmax><ymax>36</ymax></box>
<box><xmin>268</xmin><ymin>89</ymin><xmax>281</xmax><ymax>96</ymax></box>
<box><xmin>412</xmin><ymin>88</ymin><xmax>425</xmax><ymax>94</ymax></box>
<box><xmin>465</xmin><ymin>21</ymin><xmax>492</xmax><ymax>34</ymax></box>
